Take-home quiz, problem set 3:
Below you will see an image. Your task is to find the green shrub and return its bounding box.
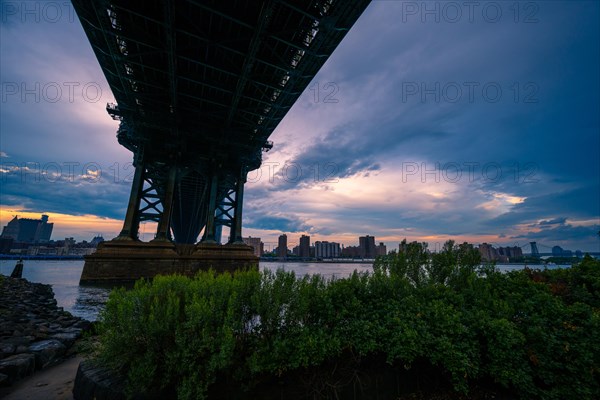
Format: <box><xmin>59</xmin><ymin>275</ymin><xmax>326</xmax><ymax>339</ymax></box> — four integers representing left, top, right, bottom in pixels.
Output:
<box><xmin>95</xmin><ymin>249</ymin><xmax>600</xmax><ymax>399</ymax></box>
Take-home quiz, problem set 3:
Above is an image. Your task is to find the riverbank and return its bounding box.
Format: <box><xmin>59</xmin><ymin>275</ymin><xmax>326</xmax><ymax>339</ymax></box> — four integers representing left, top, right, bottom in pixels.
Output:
<box><xmin>0</xmin><ymin>274</ymin><xmax>92</xmax><ymax>390</ymax></box>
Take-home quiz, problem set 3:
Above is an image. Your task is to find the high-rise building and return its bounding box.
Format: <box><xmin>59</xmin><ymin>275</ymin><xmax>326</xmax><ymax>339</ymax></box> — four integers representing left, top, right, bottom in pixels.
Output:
<box><xmin>0</xmin><ymin>215</ymin><xmax>53</xmax><ymax>243</ymax></box>
<box><xmin>479</xmin><ymin>244</ymin><xmax>523</xmax><ymax>262</ymax></box>
<box><xmin>399</xmin><ymin>241</ymin><xmax>408</xmax><ymax>253</ymax></box>
<box><xmin>552</xmin><ymin>246</ymin><xmax>563</xmax><ymax>257</ymax></box>
<box><xmin>243</xmin><ymin>236</ymin><xmax>262</xmax><ymax>257</ymax></box>
<box><xmin>1</xmin><ymin>217</ymin><xmax>19</xmax><ymax>240</ymax></box>
<box><xmin>512</xmin><ymin>246</ymin><xmax>524</xmax><ymax>259</ymax></box>
<box><xmin>90</xmin><ymin>235</ymin><xmax>105</xmax><ymax>247</ymax></box>
<box><xmin>376</xmin><ymin>242</ymin><xmax>387</xmax><ymax>256</ymax></box>
<box><xmin>299</xmin><ymin>235</ymin><xmax>310</xmax><ymax>258</ymax></box>
<box><xmin>341</xmin><ymin>245</ymin><xmax>359</xmax><ymax>258</ymax></box>
<box><xmin>502</xmin><ymin>246</ymin><xmax>523</xmax><ymax>260</ymax></box>
<box><xmin>479</xmin><ymin>243</ymin><xmax>490</xmax><ymax>260</ymax></box>
<box><xmin>277</xmin><ymin>234</ymin><xmax>288</xmax><ymax>258</ymax></box>
<box><xmin>315</xmin><ymin>241</ymin><xmax>341</xmax><ymax>259</ymax></box>
<box><xmin>359</xmin><ymin>235</ymin><xmax>376</xmax><ymax>258</ymax></box>
<box><xmin>478</xmin><ymin>243</ymin><xmax>495</xmax><ymax>261</ymax></box>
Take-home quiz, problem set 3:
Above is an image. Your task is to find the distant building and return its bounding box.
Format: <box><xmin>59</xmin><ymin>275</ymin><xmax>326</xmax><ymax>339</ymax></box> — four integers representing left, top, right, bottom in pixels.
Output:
<box><xmin>497</xmin><ymin>246</ymin><xmax>523</xmax><ymax>261</ymax></box>
<box><xmin>479</xmin><ymin>244</ymin><xmax>523</xmax><ymax>262</ymax></box>
<box><xmin>299</xmin><ymin>235</ymin><xmax>310</xmax><ymax>258</ymax></box>
<box><xmin>342</xmin><ymin>245</ymin><xmax>360</xmax><ymax>258</ymax></box>
<box><xmin>478</xmin><ymin>243</ymin><xmax>497</xmax><ymax>262</ymax></box>
<box><xmin>90</xmin><ymin>235</ymin><xmax>105</xmax><ymax>247</ymax></box>
<box><xmin>376</xmin><ymin>242</ymin><xmax>387</xmax><ymax>256</ymax></box>
<box><xmin>509</xmin><ymin>246</ymin><xmax>523</xmax><ymax>259</ymax></box>
<box><xmin>399</xmin><ymin>241</ymin><xmax>408</xmax><ymax>253</ymax></box>
<box><xmin>0</xmin><ymin>214</ymin><xmax>53</xmax><ymax>243</ymax></box>
<box><xmin>1</xmin><ymin>218</ymin><xmax>19</xmax><ymax>240</ymax></box>
<box><xmin>243</xmin><ymin>236</ymin><xmax>262</xmax><ymax>257</ymax></box>
<box><xmin>277</xmin><ymin>234</ymin><xmax>288</xmax><ymax>258</ymax></box>
<box><xmin>27</xmin><ymin>246</ymin><xmax>58</xmax><ymax>256</ymax></box>
<box><xmin>359</xmin><ymin>235</ymin><xmax>376</xmax><ymax>258</ymax></box>
<box><xmin>315</xmin><ymin>241</ymin><xmax>341</xmax><ymax>259</ymax></box>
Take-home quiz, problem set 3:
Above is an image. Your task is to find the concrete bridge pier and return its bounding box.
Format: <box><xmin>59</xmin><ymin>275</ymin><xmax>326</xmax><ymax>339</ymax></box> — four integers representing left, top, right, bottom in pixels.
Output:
<box><xmin>80</xmin><ymin>163</ymin><xmax>257</xmax><ymax>285</ymax></box>
<box><xmin>80</xmin><ymin>241</ymin><xmax>257</xmax><ymax>285</ymax></box>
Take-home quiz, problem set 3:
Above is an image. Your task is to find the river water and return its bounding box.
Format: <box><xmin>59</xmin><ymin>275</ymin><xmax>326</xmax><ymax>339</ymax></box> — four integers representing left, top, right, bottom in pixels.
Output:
<box><xmin>0</xmin><ymin>259</ymin><xmax>568</xmax><ymax>322</ymax></box>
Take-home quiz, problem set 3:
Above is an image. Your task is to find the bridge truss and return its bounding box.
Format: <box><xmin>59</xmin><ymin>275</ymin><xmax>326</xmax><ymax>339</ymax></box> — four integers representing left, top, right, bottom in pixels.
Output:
<box><xmin>72</xmin><ymin>0</ymin><xmax>371</xmax><ymax>244</ymax></box>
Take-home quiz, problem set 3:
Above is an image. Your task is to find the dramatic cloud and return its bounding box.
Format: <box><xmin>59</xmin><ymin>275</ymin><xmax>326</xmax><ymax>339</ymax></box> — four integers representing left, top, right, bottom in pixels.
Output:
<box><xmin>511</xmin><ymin>221</ymin><xmax>600</xmax><ymax>251</ymax></box>
<box><xmin>1</xmin><ymin>1</ymin><xmax>598</xmax><ymax>251</ymax></box>
<box><xmin>539</xmin><ymin>217</ymin><xmax>568</xmax><ymax>226</ymax></box>
<box><xmin>488</xmin><ymin>185</ymin><xmax>600</xmax><ymax>229</ymax></box>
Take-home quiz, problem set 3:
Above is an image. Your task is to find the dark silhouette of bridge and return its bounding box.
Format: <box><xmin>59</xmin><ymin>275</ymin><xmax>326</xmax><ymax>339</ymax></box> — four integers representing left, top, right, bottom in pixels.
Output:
<box><xmin>72</xmin><ymin>0</ymin><xmax>371</xmax><ymax>282</ymax></box>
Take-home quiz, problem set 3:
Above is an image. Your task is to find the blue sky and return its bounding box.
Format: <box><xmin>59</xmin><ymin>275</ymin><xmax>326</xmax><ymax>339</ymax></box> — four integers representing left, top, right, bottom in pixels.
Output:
<box><xmin>1</xmin><ymin>1</ymin><xmax>599</xmax><ymax>252</ymax></box>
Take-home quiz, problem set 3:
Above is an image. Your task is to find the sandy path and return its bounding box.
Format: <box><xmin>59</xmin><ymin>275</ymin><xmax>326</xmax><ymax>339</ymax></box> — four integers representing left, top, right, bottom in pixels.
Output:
<box><xmin>0</xmin><ymin>356</ymin><xmax>83</xmax><ymax>400</ymax></box>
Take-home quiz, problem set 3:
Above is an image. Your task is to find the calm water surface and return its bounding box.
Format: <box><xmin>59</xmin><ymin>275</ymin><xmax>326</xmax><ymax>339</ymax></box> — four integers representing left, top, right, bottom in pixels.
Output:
<box><xmin>0</xmin><ymin>259</ymin><xmax>568</xmax><ymax>321</ymax></box>
<box><xmin>0</xmin><ymin>259</ymin><xmax>109</xmax><ymax>321</ymax></box>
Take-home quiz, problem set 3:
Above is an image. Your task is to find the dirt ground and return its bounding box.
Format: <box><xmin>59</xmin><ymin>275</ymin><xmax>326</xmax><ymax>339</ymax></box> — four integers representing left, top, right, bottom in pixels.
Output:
<box><xmin>0</xmin><ymin>356</ymin><xmax>82</xmax><ymax>400</ymax></box>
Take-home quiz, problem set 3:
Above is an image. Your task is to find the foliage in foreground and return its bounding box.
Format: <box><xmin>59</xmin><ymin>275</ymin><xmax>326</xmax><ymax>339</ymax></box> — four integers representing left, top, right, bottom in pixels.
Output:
<box><xmin>96</xmin><ymin>242</ymin><xmax>600</xmax><ymax>399</ymax></box>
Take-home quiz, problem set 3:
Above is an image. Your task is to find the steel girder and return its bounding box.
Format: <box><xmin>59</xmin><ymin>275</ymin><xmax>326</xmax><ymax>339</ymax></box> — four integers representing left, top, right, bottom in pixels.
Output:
<box><xmin>71</xmin><ymin>0</ymin><xmax>372</xmax><ymax>243</ymax></box>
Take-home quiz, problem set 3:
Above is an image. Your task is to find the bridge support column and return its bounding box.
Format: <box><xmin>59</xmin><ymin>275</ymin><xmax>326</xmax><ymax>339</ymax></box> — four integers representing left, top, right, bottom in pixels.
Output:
<box><xmin>215</xmin><ymin>207</ymin><xmax>224</xmax><ymax>244</ymax></box>
<box><xmin>115</xmin><ymin>161</ymin><xmax>145</xmax><ymax>240</ymax></box>
<box><xmin>201</xmin><ymin>173</ymin><xmax>219</xmax><ymax>243</ymax></box>
<box><xmin>82</xmin><ymin>165</ymin><xmax>260</xmax><ymax>284</ymax></box>
<box><xmin>230</xmin><ymin>170</ymin><xmax>246</xmax><ymax>244</ymax></box>
<box><xmin>152</xmin><ymin>166</ymin><xmax>177</xmax><ymax>242</ymax></box>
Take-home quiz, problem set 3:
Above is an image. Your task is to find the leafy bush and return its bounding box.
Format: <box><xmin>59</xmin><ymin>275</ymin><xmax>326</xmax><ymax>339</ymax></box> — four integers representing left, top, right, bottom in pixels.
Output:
<box><xmin>96</xmin><ymin>245</ymin><xmax>600</xmax><ymax>399</ymax></box>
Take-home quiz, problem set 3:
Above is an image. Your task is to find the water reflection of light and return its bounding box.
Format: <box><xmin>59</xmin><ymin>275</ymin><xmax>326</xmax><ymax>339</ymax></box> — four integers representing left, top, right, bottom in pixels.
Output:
<box><xmin>74</xmin><ymin>286</ymin><xmax>111</xmax><ymax>321</ymax></box>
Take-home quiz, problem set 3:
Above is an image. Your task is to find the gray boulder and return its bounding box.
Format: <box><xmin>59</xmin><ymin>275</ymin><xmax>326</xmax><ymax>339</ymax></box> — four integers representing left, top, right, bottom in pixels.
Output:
<box><xmin>0</xmin><ymin>353</ymin><xmax>35</xmax><ymax>385</ymax></box>
<box><xmin>28</xmin><ymin>339</ymin><xmax>66</xmax><ymax>369</ymax></box>
<box><xmin>51</xmin><ymin>331</ymin><xmax>81</xmax><ymax>348</ymax></box>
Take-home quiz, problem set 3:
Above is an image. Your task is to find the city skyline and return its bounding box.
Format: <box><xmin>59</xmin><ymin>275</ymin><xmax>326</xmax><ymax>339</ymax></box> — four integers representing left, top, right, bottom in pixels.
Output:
<box><xmin>1</xmin><ymin>2</ymin><xmax>599</xmax><ymax>251</ymax></box>
<box><xmin>2</xmin><ymin>213</ymin><xmax>586</xmax><ymax>260</ymax></box>
<box><xmin>0</xmin><ymin>212</ymin><xmax>591</xmax><ymax>258</ymax></box>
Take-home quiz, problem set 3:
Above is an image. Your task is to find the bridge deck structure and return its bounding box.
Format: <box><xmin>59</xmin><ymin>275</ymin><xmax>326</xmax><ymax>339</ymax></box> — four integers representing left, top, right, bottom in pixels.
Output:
<box><xmin>72</xmin><ymin>0</ymin><xmax>371</xmax><ymax>282</ymax></box>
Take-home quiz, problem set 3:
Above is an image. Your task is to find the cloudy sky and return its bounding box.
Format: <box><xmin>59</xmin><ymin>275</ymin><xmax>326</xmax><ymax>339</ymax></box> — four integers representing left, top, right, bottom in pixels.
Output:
<box><xmin>1</xmin><ymin>1</ymin><xmax>599</xmax><ymax>252</ymax></box>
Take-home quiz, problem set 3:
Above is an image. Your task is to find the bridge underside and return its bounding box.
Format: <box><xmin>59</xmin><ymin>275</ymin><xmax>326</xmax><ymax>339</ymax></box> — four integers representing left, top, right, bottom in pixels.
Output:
<box><xmin>73</xmin><ymin>0</ymin><xmax>371</xmax><ymax>282</ymax></box>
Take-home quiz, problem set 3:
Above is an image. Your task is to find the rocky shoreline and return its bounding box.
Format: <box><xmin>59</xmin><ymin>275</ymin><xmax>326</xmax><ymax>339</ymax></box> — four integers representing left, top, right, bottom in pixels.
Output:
<box><xmin>0</xmin><ymin>274</ymin><xmax>91</xmax><ymax>387</ymax></box>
